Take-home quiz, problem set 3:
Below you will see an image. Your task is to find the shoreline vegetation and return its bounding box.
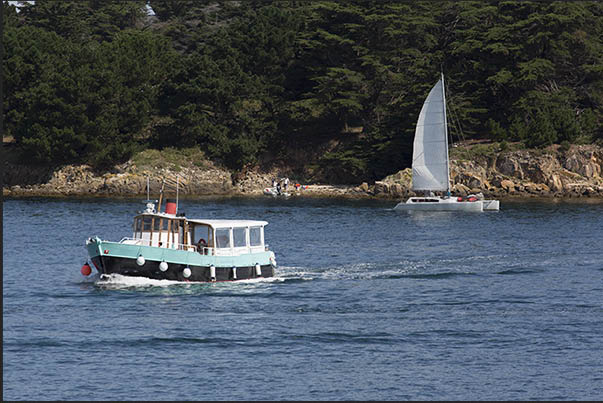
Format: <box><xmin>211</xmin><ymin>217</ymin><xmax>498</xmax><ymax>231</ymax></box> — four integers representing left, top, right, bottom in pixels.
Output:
<box><xmin>3</xmin><ymin>141</ymin><xmax>603</xmax><ymax>201</ymax></box>
<box><xmin>3</xmin><ymin>1</ymin><xmax>602</xmax><ymax>196</ymax></box>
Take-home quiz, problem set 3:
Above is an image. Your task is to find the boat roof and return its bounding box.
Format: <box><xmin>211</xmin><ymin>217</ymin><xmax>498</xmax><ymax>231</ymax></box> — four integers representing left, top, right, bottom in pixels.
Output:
<box><xmin>188</xmin><ymin>219</ymin><xmax>268</xmax><ymax>228</ymax></box>
<box><xmin>136</xmin><ymin>213</ymin><xmax>268</xmax><ymax>228</ymax></box>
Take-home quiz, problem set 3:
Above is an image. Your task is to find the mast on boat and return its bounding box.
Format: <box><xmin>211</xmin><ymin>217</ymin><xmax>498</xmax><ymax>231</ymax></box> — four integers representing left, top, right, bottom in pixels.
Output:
<box><xmin>441</xmin><ymin>72</ymin><xmax>451</xmax><ymax>195</ymax></box>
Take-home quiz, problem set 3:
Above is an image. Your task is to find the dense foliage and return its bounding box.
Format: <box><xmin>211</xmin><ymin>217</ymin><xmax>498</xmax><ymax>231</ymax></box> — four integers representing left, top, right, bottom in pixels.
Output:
<box><xmin>3</xmin><ymin>0</ymin><xmax>602</xmax><ymax>181</ymax></box>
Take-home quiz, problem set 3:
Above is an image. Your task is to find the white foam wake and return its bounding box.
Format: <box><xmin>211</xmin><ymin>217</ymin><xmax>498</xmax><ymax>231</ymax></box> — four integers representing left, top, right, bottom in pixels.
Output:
<box><xmin>94</xmin><ymin>273</ymin><xmax>284</xmax><ymax>288</ymax></box>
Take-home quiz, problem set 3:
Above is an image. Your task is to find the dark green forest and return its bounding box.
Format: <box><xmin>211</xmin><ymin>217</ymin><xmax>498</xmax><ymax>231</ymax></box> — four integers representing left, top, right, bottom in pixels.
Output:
<box><xmin>3</xmin><ymin>0</ymin><xmax>602</xmax><ymax>183</ymax></box>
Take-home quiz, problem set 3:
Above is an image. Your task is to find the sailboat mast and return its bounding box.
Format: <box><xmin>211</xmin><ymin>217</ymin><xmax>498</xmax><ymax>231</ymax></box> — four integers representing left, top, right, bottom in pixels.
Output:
<box><xmin>441</xmin><ymin>72</ymin><xmax>451</xmax><ymax>194</ymax></box>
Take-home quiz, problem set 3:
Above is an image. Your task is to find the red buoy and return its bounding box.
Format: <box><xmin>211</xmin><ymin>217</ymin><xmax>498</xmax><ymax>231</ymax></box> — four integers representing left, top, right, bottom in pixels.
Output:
<box><xmin>81</xmin><ymin>263</ymin><xmax>92</xmax><ymax>276</ymax></box>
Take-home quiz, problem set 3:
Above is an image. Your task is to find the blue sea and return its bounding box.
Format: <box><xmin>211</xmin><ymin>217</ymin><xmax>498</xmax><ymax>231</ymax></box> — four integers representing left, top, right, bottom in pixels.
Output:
<box><xmin>3</xmin><ymin>196</ymin><xmax>603</xmax><ymax>400</ymax></box>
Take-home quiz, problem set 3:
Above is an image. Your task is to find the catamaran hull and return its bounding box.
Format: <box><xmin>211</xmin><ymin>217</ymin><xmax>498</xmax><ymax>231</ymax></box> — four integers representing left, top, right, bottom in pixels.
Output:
<box><xmin>481</xmin><ymin>200</ymin><xmax>500</xmax><ymax>211</ymax></box>
<box><xmin>394</xmin><ymin>200</ymin><xmax>483</xmax><ymax>212</ymax></box>
<box><xmin>393</xmin><ymin>196</ymin><xmax>500</xmax><ymax>212</ymax></box>
<box><xmin>90</xmin><ymin>255</ymin><xmax>274</xmax><ymax>282</ymax></box>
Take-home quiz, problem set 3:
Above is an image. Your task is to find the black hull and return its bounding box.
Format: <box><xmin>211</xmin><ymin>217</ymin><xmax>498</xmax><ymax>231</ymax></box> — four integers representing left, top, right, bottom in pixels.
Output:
<box><xmin>91</xmin><ymin>256</ymin><xmax>274</xmax><ymax>282</ymax></box>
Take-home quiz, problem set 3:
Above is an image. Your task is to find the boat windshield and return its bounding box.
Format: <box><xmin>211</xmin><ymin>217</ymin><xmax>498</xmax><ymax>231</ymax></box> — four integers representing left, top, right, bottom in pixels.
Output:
<box><xmin>190</xmin><ymin>223</ymin><xmax>213</xmax><ymax>249</ymax></box>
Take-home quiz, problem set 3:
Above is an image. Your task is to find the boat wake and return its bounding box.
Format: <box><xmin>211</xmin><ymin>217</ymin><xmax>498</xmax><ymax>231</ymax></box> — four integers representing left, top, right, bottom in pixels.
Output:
<box><xmin>94</xmin><ymin>273</ymin><xmax>284</xmax><ymax>289</ymax></box>
<box><xmin>274</xmin><ymin>256</ymin><xmax>511</xmax><ymax>282</ymax></box>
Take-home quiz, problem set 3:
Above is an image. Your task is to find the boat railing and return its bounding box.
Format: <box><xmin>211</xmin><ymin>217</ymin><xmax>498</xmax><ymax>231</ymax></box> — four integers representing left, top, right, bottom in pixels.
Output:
<box><xmin>119</xmin><ymin>237</ymin><xmax>213</xmax><ymax>253</ymax></box>
<box><xmin>117</xmin><ymin>237</ymin><xmax>269</xmax><ymax>255</ymax></box>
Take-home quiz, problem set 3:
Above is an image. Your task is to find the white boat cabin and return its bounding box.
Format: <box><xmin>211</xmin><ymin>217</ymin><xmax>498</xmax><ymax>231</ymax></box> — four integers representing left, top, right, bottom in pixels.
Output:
<box><xmin>124</xmin><ymin>213</ymin><xmax>268</xmax><ymax>256</ymax></box>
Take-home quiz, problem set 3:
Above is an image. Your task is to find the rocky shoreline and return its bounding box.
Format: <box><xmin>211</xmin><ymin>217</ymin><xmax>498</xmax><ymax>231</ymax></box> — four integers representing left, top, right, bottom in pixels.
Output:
<box><xmin>3</xmin><ymin>143</ymin><xmax>603</xmax><ymax>200</ymax></box>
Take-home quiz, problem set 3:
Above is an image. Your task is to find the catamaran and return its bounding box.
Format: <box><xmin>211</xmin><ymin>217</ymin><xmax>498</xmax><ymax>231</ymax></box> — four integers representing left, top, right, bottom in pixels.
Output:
<box><xmin>394</xmin><ymin>74</ymin><xmax>499</xmax><ymax>212</ymax></box>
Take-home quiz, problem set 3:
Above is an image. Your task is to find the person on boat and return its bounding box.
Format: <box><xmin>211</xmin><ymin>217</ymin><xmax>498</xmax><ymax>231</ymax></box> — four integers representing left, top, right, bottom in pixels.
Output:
<box><xmin>283</xmin><ymin>177</ymin><xmax>289</xmax><ymax>191</ymax></box>
<box><xmin>276</xmin><ymin>181</ymin><xmax>282</xmax><ymax>195</ymax></box>
<box><xmin>196</xmin><ymin>238</ymin><xmax>207</xmax><ymax>253</ymax></box>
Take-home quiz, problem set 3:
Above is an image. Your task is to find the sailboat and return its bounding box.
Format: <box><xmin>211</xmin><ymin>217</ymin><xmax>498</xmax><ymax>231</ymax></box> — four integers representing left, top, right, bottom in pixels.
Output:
<box><xmin>394</xmin><ymin>73</ymin><xmax>500</xmax><ymax>212</ymax></box>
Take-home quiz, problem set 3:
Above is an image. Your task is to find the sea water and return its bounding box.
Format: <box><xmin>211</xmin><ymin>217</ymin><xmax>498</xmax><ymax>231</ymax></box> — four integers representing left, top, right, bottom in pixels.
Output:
<box><xmin>3</xmin><ymin>196</ymin><xmax>603</xmax><ymax>400</ymax></box>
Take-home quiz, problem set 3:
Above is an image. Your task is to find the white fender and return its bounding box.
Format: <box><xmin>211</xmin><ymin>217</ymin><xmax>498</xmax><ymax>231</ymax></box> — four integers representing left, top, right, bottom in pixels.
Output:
<box><xmin>159</xmin><ymin>261</ymin><xmax>168</xmax><ymax>272</ymax></box>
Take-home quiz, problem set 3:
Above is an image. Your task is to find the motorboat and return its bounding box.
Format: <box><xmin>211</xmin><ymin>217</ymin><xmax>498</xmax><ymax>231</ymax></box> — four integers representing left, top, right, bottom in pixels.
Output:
<box><xmin>83</xmin><ymin>180</ymin><xmax>277</xmax><ymax>282</ymax></box>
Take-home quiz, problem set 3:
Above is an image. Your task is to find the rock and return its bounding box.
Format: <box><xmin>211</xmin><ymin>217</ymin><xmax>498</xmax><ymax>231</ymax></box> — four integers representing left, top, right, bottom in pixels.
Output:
<box><xmin>524</xmin><ymin>183</ymin><xmax>550</xmax><ymax>194</ymax></box>
<box><xmin>548</xmin><ymin>174</ymin><xmax>563</xmax><ymax>192</ymax></box>
<box><xmin>564</xmin><ymin>146</ymin><xmax>602</xmax><ymax>178</ymax></box>
<box><xmin>500</xmin><ymin>179</ymin><xmax>515</xmax><ymax>192</ymax></box>
<box><xmin>496</xmin><ymin>154</ymin><xmax>523</xmax><ymax>178</ymax></box>
<box><xmin>451</xmin><ymin>183</ymin><xmax>470</xmax><ymax>196</ymax></box>
<box><xmin>373</xmin><ymin>181</ymin><xmax>389</xmax><ymax>195</ymax></box>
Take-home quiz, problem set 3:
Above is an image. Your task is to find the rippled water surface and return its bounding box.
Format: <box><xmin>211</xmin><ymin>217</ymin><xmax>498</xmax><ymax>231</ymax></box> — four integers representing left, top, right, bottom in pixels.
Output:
<box><xmin>3</xmin><ymin>196</ymin><xmax>603</xmax><ymax>400</ymax></box>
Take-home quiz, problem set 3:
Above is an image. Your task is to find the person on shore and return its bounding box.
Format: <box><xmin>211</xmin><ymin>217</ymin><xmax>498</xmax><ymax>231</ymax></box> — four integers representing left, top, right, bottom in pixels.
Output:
<box><xmin>283</xmin><ymin>177</ymin><xmax>289</xmax><ymax>191</ymax></box>
<box><xmin>276</xmin><ymin>181</ymin><xmax>281</xmax><ymax>195</ymax></box>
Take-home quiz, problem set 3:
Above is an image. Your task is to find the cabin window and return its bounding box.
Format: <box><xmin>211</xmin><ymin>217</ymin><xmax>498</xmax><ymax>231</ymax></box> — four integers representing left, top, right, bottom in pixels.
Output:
<box><xmin>216</xmin><ymin>228</ymin><xmax>231</xmax><ymax>249</ymax></box>
<box><xmin>233</xmin><ymin>227</ymin><xmax>247</xmax><ymax>248</ymax></box>
<box><xmin>134</xmin><ymin>218</ymin><xmax>142</xmax><ymax>232</ymax></box>
<box><xmin>250</xmin><ymin>226</ymin><xmax>262</xmax><ymax>247</ymax></box>
<box><xmin>142</xmin><ymin>216</ymin><xmax>152</xmax><ymax>231</ymax></box>
<box><xmin>162</xmin><ymin>220</ymin><xmax>169</xmax><ymax>230</ymax></box>
<box><xmin>191</xmin><ymin>224</ymin><xmax>213</xmax><ymax>247</ymax></box>
<box><xmin>412</xmin><ymin>198</ymin><xmax>438</xmax><ymax>203</ymax></box>
<box><xmin>153</xmin><ymin>218</ymin><xmax>161</xmax><ymax>231</ymax></box>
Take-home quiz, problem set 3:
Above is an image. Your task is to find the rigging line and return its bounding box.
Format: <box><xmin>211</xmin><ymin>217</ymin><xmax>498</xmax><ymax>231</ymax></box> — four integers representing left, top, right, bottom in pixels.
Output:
<box><xmin>445</xmin><ymin>79</ymin><xmax>466</xmax><ymax>145</ymax></box>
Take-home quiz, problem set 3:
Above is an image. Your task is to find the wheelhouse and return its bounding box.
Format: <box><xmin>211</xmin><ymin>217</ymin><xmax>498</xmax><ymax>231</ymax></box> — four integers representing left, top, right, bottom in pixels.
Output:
<box><xmin>188</xmin><ymin>219</ymin><xmax>268</xmax><ymax>256</ymax></box>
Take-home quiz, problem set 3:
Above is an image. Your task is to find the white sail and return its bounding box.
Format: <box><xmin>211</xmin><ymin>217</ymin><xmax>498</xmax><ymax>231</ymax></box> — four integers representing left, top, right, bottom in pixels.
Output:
<box><xmin>411</xmin><ymin>76</ymin><xmax>450</xmax><ymax>192</ymax></box>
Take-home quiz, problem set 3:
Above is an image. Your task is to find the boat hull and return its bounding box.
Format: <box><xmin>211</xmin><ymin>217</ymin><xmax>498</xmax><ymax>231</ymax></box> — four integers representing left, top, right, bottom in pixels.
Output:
<box><xmin>394</xmin><ymin>196</ymin><xmax>498</xmax><ymax>212</ymax></box>
<box><xmin>86</xmin><ymin>237</ymin><xmax>276</xmax><ymax>282</ymax></box>
<box><xmin>482</xmin><ymin>199</ymin><xmax>500</xmax><ymax>211</ymax></box>
<box><xmin>90</xmin><ymin>255</ymin><xmax>274</xmax><ymax>282</ymax></box>
<box><xmin>263</xmin><ymin>187</ymin><xmax>290</xmax><ymax>197</ymax></box>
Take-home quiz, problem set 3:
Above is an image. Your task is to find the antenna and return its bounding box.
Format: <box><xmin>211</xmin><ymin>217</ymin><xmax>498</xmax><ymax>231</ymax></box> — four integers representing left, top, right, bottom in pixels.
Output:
<box><xmin>176</xmin><ymin>176</ymin><xmax>179</xmax><ymax>214</ymax></box>
<box><xmin>143</xmin><ymin>176</ymin><xmax>156</xmax><ymax>213</ymax></box>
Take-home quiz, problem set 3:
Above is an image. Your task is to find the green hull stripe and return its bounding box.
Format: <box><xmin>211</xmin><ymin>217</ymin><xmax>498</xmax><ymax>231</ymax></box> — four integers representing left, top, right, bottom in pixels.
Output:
<box><xmin>87</xmin><ymin>240</ymin><xmax>271</xmax><ymax>267</ymax></box>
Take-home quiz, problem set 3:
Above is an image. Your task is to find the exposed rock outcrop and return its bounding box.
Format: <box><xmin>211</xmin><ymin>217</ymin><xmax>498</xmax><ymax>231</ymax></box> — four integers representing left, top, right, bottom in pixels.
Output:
<box><xmin>372</xmin><ymin>144</ymin><xmax>603</xmax><ymax>199</ymax></box>
<box><xmin>3</xmin><ymin>144</ymin><xmax>603</xmax><ymax>199</ymax></box>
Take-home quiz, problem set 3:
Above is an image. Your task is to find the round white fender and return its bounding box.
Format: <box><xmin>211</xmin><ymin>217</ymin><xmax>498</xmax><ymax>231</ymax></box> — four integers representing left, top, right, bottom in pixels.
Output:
<box><xmin>136</xmin><ymin>255</ymin><xmax>145</xmax><ymax>266</ymax></box>
<box><xmin>159</xmin><ymin>261</ymin><xmax>168</xmax><ymax>272</ymax></box>
<box><xmin>183</xmin><ymin>267</ymin><xmax>191</xmax><ymax>278</ymax></box>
